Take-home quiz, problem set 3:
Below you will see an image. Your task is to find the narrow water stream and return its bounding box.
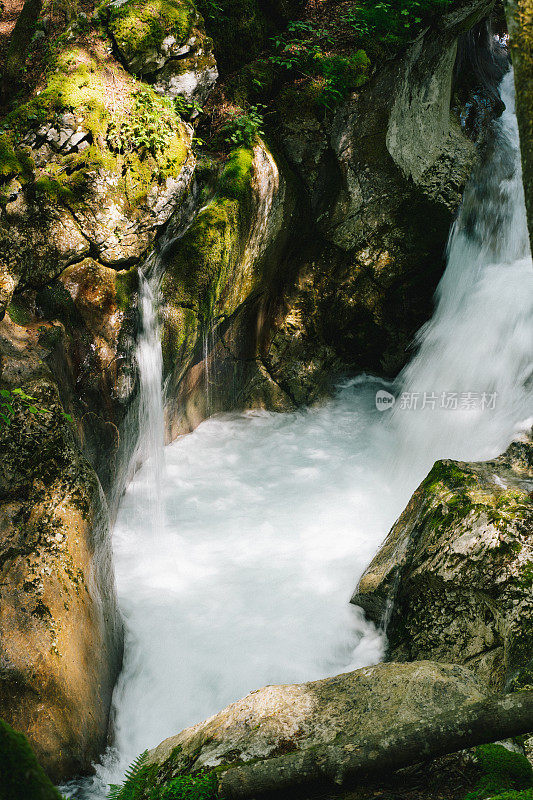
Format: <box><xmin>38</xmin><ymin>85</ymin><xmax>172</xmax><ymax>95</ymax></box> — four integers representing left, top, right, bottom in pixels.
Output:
<box><xmin>66</xmin><ymin>71</ymin><xmax>533</xmax><ymax>798</ymax></box>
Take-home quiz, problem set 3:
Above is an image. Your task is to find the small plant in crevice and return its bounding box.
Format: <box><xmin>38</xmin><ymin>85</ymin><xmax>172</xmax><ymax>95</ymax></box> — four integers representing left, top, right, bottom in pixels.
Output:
<box><xmin>196</xmin><ymin>0</ymin><xmax>226</xmax><ymax>23</ymax></box>
<box><xmin>0</xmin><ymin>388</ymin><xmax>73</xmax><ymax>429</ymax></box>
<box><xmin>107</xmin><ymin>750</ymin><xmax>150</xmax><ymax>800</ymax></box>
<box><xmin>106</xmin><ymin>88</ymin><xmax>177</xmax><ymax>157</ymax></box>
<box><xmin>262</xmin><ymin>0</ymin><xmax>454</xmax><ymax>112</ymax></box>
<box><xmin>221</xmin><ymin>104</ymin><xmax>264</xmax><ymax>147</ymax></box>
<box><xmin>107</xmin><ymin>751</ymin><xmax>218</xmax><ymax>800</ymax></box>
<box><xmin>173</xmin><ymin>95</ymin><xmax>204</xmax><ymax>121</ymax></box>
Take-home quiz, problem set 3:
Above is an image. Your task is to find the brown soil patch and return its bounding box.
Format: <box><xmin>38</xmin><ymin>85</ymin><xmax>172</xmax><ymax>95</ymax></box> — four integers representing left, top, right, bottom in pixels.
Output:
<box><xmin>0</xmin><ymin>0</ymin><xmax>24</xmax><ymax>39</ymax></box>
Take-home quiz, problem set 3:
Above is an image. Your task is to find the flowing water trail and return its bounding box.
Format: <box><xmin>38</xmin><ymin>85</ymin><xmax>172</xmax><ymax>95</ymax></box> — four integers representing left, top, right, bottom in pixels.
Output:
<box><xmin>66</xmin><ymin>71</ymin><xmax>533</xmax><ymax>797</ymax></box>
<box><xmin>132</xmin><ymin>258</ymin><xmax>166</xmax><ymax>535</ymax></box>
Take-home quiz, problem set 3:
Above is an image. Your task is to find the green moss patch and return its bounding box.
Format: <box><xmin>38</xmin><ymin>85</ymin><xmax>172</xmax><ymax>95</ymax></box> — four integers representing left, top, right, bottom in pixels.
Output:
<box><xmin>0</xmin><ymin>718</ymin><xmax>63</xmax><ymax>800</ymax></box>
<box><xmin>162</xmin><ymin>145</ymin><xmax>254</xmax><ymax>316</ymax></box>
<box><xmin>216</xmin><ymin>147</ymin><xmax>254</xmax><ymax>198</ymax></box>
<box><xmin>7</xmin><ymin>297</ymin><xmax>33</xmax><ymax>326</ymax></box>
<box><xmin>0</xmin><ymin>135</ymin><xmax>34</xmax><ymax>181</ymax></box>
<box><xmin>463</xmin><ymin>744</ymin><xmax>533</xmax><ymax>800</ymax></box>
<box><xmin>115</xmin><ymin>266</ymin><xmax>139</xmax><ymax>312</ymax></box>
<box><xmin>105</xmin><ymin>0</ymin><xmax>196</xmax><ymax>68</ymax></box>
<box><xmin>418</xmin><ymin>459</ymin><xmax>533</xmax><ymax>540</ymax></box>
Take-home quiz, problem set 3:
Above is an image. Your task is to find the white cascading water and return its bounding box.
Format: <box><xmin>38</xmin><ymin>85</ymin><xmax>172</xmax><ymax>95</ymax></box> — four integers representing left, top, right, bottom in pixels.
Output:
<box><xmin>66</xmin><ymin>71</ymin><xmax>533</xmax><ymax>798</ymax></box>
<box><xmin>130</xmin><ymin>260</ymin><xmax>166</xmax><ymax>535</ymax></box>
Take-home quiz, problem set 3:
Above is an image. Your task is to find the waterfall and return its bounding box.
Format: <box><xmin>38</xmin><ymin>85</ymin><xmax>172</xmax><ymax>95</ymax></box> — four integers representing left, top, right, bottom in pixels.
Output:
<box><xmin>202</xmin><ymin>321</ymin><xmax>215</xmax><ymax>417</ymax></box>
<box><xmin>64</xmin><ymin>70</ymin><xmax>532</xmax><ymax>798</ymax></box>
<box><xmin>132</xmin><ymin>258</ymin><xmax>166</xmax><ymax>534</ymax></box>
<box><xmin>389</xmin><ymin>70</ymin><xmax>533</xmax><ymax>476</ymax></box>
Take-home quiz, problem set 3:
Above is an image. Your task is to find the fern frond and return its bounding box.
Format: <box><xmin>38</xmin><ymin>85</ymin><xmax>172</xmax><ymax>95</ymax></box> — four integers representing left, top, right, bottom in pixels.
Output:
<box><xmin>106</xmin><ymin>751</ymin><xmax>149</xmax><ymax>800</ymax></box>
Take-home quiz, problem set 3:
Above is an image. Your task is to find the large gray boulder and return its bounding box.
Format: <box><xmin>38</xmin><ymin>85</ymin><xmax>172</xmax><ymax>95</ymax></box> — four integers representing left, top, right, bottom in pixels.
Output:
<box><xmin>146</xmin><ymin>661</ymin><xmax>485</xmax><ymax>776</ymax></box>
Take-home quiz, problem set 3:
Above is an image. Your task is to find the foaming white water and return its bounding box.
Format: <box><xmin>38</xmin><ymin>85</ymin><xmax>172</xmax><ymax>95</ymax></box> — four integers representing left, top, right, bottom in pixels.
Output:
<box><xmin>65</xmin><ymin>70</ymin><xmax>533</xmax><ymax>798</ymax></box>
<box><xmin>69</xmin><ymin>378</ymin><xmax>393</xmax><ymax>797</ymax></box>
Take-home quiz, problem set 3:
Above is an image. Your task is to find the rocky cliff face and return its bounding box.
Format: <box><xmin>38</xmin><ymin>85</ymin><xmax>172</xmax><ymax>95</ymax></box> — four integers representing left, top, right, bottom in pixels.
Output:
<box><xmin>352</xmin><ymin>434</ymin><xmax>533</xmax><ymax>692</ymax></box>
<box><xmin>159</xmin><ymin>0</ymin><xmax>503</xmax><ymax>421</ymax></box>
<box><xmin>0</xmin><ymin>315</ymin><xmax>123</xmax><ymax>781</ymax></box>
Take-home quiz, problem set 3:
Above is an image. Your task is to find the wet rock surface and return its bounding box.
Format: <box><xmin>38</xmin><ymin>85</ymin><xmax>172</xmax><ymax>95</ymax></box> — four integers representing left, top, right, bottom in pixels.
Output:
<box><xmin>0</xmin><ymin>0</ymin><xmax>519</xmax><ymax>781</ymax></box>
<box><xmin>0</xmin><ymin>315</ymin><xmax>123</xmax><ymax>782</ymax></box>
<box><xmin>352</xmin><ymin>434</ymin><xmax>533</xmax><ymax>691</ymax></box>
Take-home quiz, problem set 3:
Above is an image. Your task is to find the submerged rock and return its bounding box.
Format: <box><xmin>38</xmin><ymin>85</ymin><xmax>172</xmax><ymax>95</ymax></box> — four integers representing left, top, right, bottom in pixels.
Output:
<box><xmin>352</xmin><ymin>434</ymin><xmax>533</xmax><ymax>691</ymax></box>
<box><xmin>138</xmin><ymin>661</ymin><xmax>484</xmax><ymax>791</ymax></box>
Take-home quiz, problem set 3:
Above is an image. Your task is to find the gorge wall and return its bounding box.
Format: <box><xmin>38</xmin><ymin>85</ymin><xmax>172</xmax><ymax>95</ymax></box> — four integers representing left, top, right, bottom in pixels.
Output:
<box><xmin>0</xmin><ymin>0</ymin><xmax>513</xmax><ymax>781</ymax></box>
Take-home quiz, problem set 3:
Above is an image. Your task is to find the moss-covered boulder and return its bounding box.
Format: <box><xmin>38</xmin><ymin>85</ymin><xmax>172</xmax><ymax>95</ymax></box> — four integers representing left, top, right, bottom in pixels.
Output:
<box><xmin>160</xmin><ymin>137</ymin><xmax>298</xmax><ymax>437</ymax></box>
<box><xmin>0</xmin><ymin>312</ymin><xmax>123</xmax><ymax>782</ymax></box>
<box><xmin>104</xmin><ymin>0</ymin><xmax>218</xmax><ymax>102</ymax></box>
<box><xmin>352</xmin><ymin>434</ymin><xmax>533</xmax><ymax>691</ymax></box>
<box><xmin>0</xmin><ymin>718</ymin><xmax>63</xmax><ymax>800</ymax></box>
<box><xmin>0</xmin><ymin>32</ymin><xmax>193</xmax><ymax>317</ymax></box>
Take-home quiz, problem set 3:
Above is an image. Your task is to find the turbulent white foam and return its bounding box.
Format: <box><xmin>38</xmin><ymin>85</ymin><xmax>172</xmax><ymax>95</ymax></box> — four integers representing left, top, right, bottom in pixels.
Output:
<box><xmin>65</xmin><ymin>70</ymin><xmax>533</xmax><ymax>797</ymax></box>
